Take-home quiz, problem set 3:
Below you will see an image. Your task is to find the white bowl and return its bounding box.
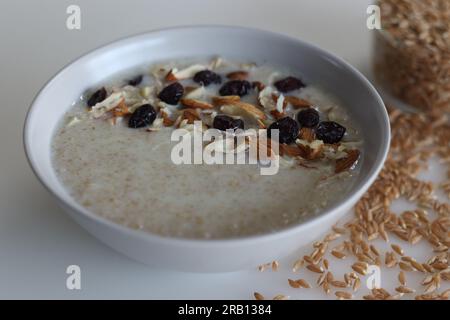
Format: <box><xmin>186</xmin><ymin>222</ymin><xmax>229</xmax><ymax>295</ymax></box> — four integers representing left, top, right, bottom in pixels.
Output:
<box><xmin>24</xmin><ymin>26</ymin><xmax>390</xmax><ymax>272</ymax></box>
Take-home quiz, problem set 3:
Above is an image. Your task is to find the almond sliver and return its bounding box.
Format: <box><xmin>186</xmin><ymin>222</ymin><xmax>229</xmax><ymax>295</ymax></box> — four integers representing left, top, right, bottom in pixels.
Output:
<box><xmin>90</xmin><ymin>92</ymin><xmax>124</xmax><ymax>118</ymax></box>
<box><xmin>231</xmin><ymin>102</ymin><xmax>267</xmax><ymax>120</ymax></box>
<box><xmin>335</xmin><ymin>149</ymin><xmax>360</xmax><ymax>173</ymax></box>
<box><xmin>212</xmin><ymin>95</ymin><xmax>241</xmax><ymax>107</ymax></box>
<box><xmin>285</xmin><ymin>96</ymin><xmax>312</xmax><ymax>108</ymax></box>
<box><xmin>226</xmin><ymin>71</ymin><xmax>249</xmax><ymax>80</ymax></box>
<box><xmin>167</xmin><ymin>64</ymin><xmax>206</xmax><ymax>81</ymax></box>
<box><xmin>181</xmin><ymin>98</ymin><xmax>214</xmax><ymax>110</ymax></box>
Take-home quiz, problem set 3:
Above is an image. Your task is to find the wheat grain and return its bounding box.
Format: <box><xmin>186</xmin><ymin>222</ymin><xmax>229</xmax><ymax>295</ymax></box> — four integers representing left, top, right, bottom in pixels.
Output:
<box><xmin>335</xmin><ymin>291</ymin><xmax>353</xmax><ymax>300</ymax></box>
<box><xmin>254</xmin><ymin>292</ymin><xmax>264</xmax><ymax>300</ymax></box>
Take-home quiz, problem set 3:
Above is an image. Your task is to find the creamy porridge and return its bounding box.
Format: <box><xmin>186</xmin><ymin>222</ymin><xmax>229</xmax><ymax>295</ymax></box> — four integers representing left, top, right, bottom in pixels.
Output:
<box><xmin>52</xmin><ymin>57</ymin><xmax>363</xmax><ymax>239</ymax></box>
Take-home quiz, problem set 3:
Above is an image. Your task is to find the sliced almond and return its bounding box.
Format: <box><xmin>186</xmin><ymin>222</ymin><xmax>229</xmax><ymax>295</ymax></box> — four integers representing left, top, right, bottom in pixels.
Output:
<box><xmin>335</xmin><ymin>149</ymin><xmax>361</xmax><ymax>173</ymax></box>
<box><xmin>181</xmin><ymin>98</ymin><xmax>214</xmax><ymax>110</ymax></box>
<box><xmin>252</xmin><ymin>81</ymin><xmax>266</xmax><ymax>91</ymax></box>
<box><xmin>285</xmin><ymin>96</ymin><xmax>312</xmax><ymax>109</ymax></box>
<box><xmin>149</xmin><ymin>118</ymin><xmax>164</xmax><ymax>130</ymax></box>
<box><xmin>258</xmin><ymin>86</ymin><xmax>276</xmax><ymax>110</ymax></box>
<box><xmin>66</xmin><ymin>116</ymin><xmax>81</xmax><ymax>127</ymax></box>
<box><xmin>90</xmin><ymin>92</ymin><xmax>124</xmax><ymax>118</ymax></box>
<box><xmin>212</xmin><ymin>95</ymin><xmax>241</xmax><ymax>107</ymax></box>
<box><xmin>161</xmin><ymin>111</ymin><xmax>175</xmax><ymax>127</ymax></box>
<box><xmin>166</xmin><ymin>64</ymin><xmax>206</xmax><ymax>81</ymax></box>
<box><xmin>111</xmin><ymin>99</ymin><xmax>129</xmax><ymax>117</ymax></box>
<box><xmin>256</xmin><ymin>118</ymin><xmax>267</xmax><ymax>129</ymax></box>
<box><xmin>272</xmin><ymin>93</ymin><xmax>288</xmax><ymax>111</ymax></box>
<box><xmin>226</xmin><ymin>70</ymin><xmax>249</xmax><ymax>80</ymax></box>
<box><xmin>280</xmin><ymin>144</ymin><xmax>304</xmax><ymax>157</ymax></box>
<box><xmin>270</xmin><ymin>109</ymin><xmax>286</xmax><ymax>120</ymax></box>
<box><xmin>298</xmin><ymin>127</ymin><xmax>316</xmax><ymax>142</ymax></box>
<box><xmin>236</xmin><ymin>102</ymin><xmax>267</xmax><ymax>120</ymax></box>
<box><xmin>221</xmin><ymin>102</ymin><xmax>267</xmax><ymax>120</ymax></box>
<box><xmin>165</xmin><ymin>70</ymin><xmax>178</xmax><ymax>82</ymax></box>
<box><xmin>182</xmin><ymin>109</ymin><xmax>200</xmax><ymax>124</ymax></box>
<box><xmin>297</xmin><ymin>140</ymin><xmax>324</xmax><ymax>160</ymax></box>
<box><xmin>184</xmin><ymin>86</ymin><xmax>205</xmax><ymax>100</ymax></box>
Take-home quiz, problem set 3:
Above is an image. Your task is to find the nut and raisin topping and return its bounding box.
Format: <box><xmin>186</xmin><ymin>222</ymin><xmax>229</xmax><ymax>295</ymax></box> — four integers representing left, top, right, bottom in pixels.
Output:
<box><xmin>79</xmin><ymin>57</ymin><xmax>360</xmax><ymax>176</ymax></box>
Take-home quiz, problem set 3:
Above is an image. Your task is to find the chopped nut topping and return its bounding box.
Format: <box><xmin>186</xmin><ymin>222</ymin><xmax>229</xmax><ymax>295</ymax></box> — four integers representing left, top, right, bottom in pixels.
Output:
<box><xmin>335</xmin><ymin>149</ymin><xmax>361</xmax><ymax>173</ymax></box>
<box><xmin>285</xmin><ymin>96</ymin><xmax>312</xmax><ymax>108</ymax></box>
<box><xmin>212</xmin><ymin>95</ymin><xmax>241</xmax><ymax>107</ymax></box>
<box><xmin>226</xmin><ymin>71</ymin><xmax>249</xmax><ymax>80</ymax></box>
<box><xmin>181</xmin><ymin>98</ymin><xmax>214</xmax><ymax>110</ymax></box>
<box><xmin>166</xmin><ymin>64</ymin><xmax>206</xmax><ymax>81</ymax></box>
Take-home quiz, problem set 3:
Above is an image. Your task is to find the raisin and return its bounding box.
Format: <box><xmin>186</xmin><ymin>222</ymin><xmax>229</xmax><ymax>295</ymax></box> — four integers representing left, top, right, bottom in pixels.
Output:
<box><xmin>87</xmin><ymin>87</ymin><xmax>107</xmax><ymax>107</ymax></box>
<box><xmin>274</xmin><ymin>76</ymin><xmax>305</xmax><ymax>93</ymax></box>
<box><xmin>213</xmin><ymin>115</ymin><xmax>244</xmax><ymax>132</ymax></box>
<box><xmin>128</xmin><ymin>104</ymin><xmax>157</xmax><ymax>128</ymax></box>
<box><xmin>219</xmin><ymin>80</ymin><xmax>251</xmax><ymax>97</ymax></box>
<box><xmin>128</xmin><ymin>75</ymin><xmax>143</xmax><ymax>86</ymax></box>
<box><xmin>267</xmin><ymin>117</ymin><xmax>299</xmax><ymax>144</ymax></box>
<box><xmin>297</xmin><ymin>108</ymin><xmax>320</xmax><ymax>128</ymax></box>
<box><xmin>193</xmin><ymin>70</ymin><xmax>222</xmax><ymax>86</ymax></box>
<box><xmin>158</xmin><ymin>82</ymin><xmax>184</xmax><ymax>105</ymax></box>
<box><xmin>316</xmin><ymin>121</ymin><xmax>346</xmax><ymax>144</ymax></box>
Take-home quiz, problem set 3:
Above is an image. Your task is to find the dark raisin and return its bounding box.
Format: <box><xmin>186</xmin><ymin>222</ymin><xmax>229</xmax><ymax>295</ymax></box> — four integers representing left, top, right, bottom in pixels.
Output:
<box><xmin>128</xmin><ymin>75</ymin><xmax>143</xmax><ymax>86</ymax></box>
<box><xmin>87</xmin><ymin>87</ymin><xmax>107</xmax><ymax>107</ymax></box>
<box><xmin>274</xmin><ymin>76</ymin><xmax>305</xmax><ymax>93</ymax></box>
<box><xmin>213</xmin><ymin>115</ymin><xmax>245</xmax><ymax>132</ymax></box>
<box><xmin>297</xmin><ymin>108</ymin><xmax>320</xmax><ymax>128</ymax></box>
<box><xmin>316</xmin><ymin>121</ymin><xmax>346</xmax><ymax>144</ymax></box>
<box><xmin>193</xmin><ymin>70</ymin><xmax>222</xmax><ymax>86</ymax></box>
<box><xmin>219</xmin><ymin>80</ymin><xmax>251</xmax><ymax>97</ymax></box>
<box><xmin>267</xmin><ymin>117</ymin><xmax>300</xmax><ymax>144</ymax></box>
<box><xmin>128</xmin><ymin>104</ymin><xmax>157</xmax><ymax>128</ymax></box>
<box><xmin>158</xmin><ymin>82</ymin><xmax>184</xmax><ymax>105</ymax></box>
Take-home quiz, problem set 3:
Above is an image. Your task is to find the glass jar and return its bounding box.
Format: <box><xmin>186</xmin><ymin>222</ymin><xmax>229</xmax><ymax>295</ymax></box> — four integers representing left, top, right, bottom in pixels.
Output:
<box><xmin>373</xmin><ymin>0</ymin><xmax>450</xmax><ymax>113</ymax></box>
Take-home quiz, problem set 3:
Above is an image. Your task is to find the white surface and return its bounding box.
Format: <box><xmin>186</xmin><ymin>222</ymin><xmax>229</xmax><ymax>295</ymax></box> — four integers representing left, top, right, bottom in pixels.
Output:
<box><xmin>0</xmin><ymin>0</ymin><xmax>446</xmax><ymax>299</ymax></box>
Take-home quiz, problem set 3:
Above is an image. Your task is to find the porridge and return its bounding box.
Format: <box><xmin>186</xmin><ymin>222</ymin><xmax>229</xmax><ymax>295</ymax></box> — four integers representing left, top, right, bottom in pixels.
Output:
<box><xmin>52</xmin><ymin>57</ymin><xmax>363</xmax><ymax>239</ymax></box>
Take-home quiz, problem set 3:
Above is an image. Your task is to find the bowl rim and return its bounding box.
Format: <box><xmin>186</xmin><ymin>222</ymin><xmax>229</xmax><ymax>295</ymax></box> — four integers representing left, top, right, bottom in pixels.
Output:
<box><xmin>23</xmin><ymin>25</ymin><xmax>390</xmax><ymax>247</ymax></box>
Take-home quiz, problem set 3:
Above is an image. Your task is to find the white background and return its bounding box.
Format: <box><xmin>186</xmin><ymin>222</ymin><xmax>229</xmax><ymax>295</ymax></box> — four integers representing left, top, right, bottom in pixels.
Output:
<box><xmin>1</xmin><ymin>0</ymin><xmax>447</xmax><ymax>299</ymax></box>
